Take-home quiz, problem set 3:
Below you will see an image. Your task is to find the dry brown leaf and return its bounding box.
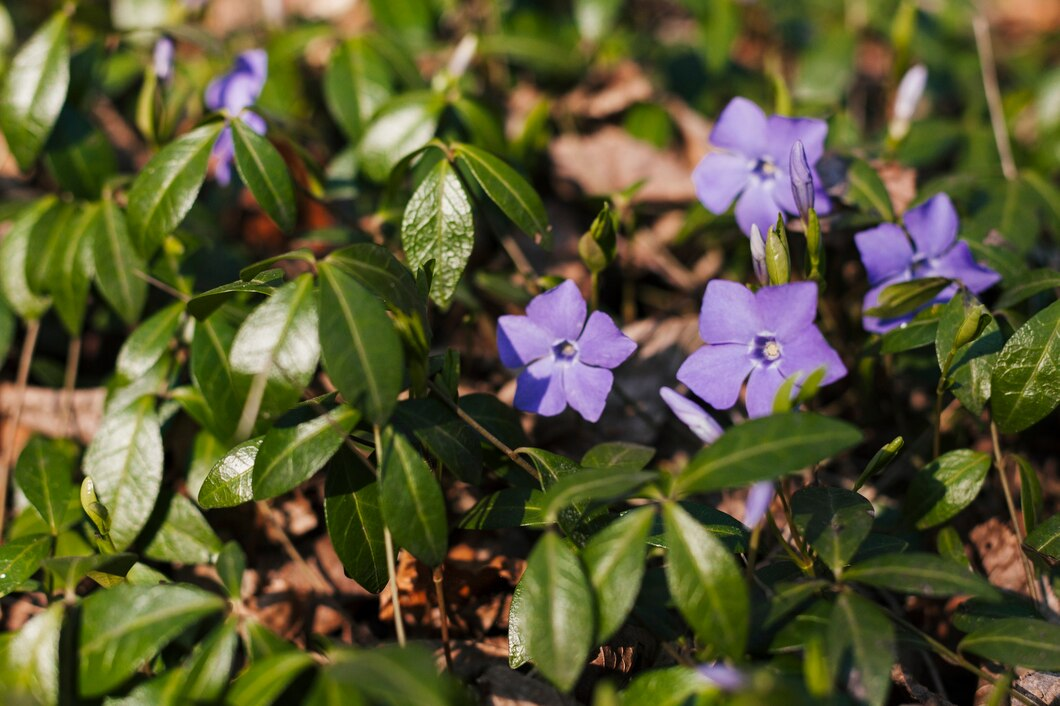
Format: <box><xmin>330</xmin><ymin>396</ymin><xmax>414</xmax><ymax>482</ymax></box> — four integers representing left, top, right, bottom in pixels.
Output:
<box><xmin>560</xmin><ymin>61</ymin><xmax>653</xmax><ymax>119</ymax></box>
<box><xmin>871</xmin><ymin>160</ymin><xmax>917</xmax><ymax>216</ymax></box>
<box><xmin>969</xmin><ymin>518</ymin><xmax>1028</xmax><ymax>595</ymax></box>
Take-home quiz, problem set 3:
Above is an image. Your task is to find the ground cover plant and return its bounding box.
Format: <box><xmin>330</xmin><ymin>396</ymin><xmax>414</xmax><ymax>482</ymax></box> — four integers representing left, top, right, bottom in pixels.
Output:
<box><xmin>0</xmin><ymin>0</ymin><xmax>1058</xmax><ymax>704</ymax></box>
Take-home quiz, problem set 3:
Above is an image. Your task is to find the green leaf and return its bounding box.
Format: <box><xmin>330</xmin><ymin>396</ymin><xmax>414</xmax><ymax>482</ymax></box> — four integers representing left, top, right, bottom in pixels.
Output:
<box><xmin>48</xmin><ymin>203</ymin><xmax>96</xmax><ymax>335</ymax></box>
<box><xmin>324</xmin><ymin>447</ymin><xmax>389</xmax><ymax>594</ymax></box>
<box><xmin>198</xmin><ymin>437</ymin><xmax>263</xmax><ymax>509</ymax></box>
<box><xmin>253</xmin><ymin>403</ymin><xmax>360</xmax><ymax>499</ymax></box>
<box><xmin>791</xmin><ymin>486</ymin><xmax>874</xmax><ymax>575</ymax></box>
<box><xmin>394</xmin><ymin>398</ymin><xmax>481</xmax><ymax>484</ymax></box>
<box><xmin>231</xmin><ymin>117</ymin><xmax>297</xmax><ymax>232</ymax></box>
<box><xmin>325</xmin><ymin>244</ymin><xmax>424</xmax><ymax>320</ymax></box>
<box><xmin>508</xmin><ymin>532</ymin><xmax>594</xmax><ymax>691</ymax></box>
<box><xmin>953</xmin><ymin>596</ymin><xmax>1041</xmax><ymax>633</ymax></box>
<box><xmin>675</xmin><ymin>413</ymin><xmax>861</xmax><ymax>495</ymax></box>
<box><xmin>904</xmin><ymin>449</ymin><xmax>992</xmax><ymax>530</ymax></box>
<box><xmin>991</xmin><ymin>299</ymin><xmax>1060</xmax><ymax>432</ymax></box>
<box><xmin>127</xmin><ymin>121</ymin><xmax>225</xmax><ymax>255</ymax></box>
<box><xmin>326</xmin><ymin>644</ymin><xmax>466</xmax><ymax>706</ymax></box>
<box><xmin>0</xmin><ymin>199</ymin><xmax>52</xmax><ymax>320</ymax></box>
<box><xmin>1016</xmin><ymin>455</ymin><xmax>1043</xmax><ymax>535</ymax></box>
<box><xmin>662</xmin><ymin>503</ymin><xmax>748</xmax><ymax>658</ymax></box>
<box><xmin>400</xmin><ymin>157</ymin><xmax>474</xmax><ymax>306</ymax></box>
<box><xmin>620</xmin><ymin>667</ymin><xmax>702</xmax><ymax>706</ymax></box>
<box><xmin>78</xmin><ymin>583</ymin><xmax>225</xmax><ymax>698</ymax></box>
<box><xmin>379</xmin><ymin>426</ymin><xmax>448</xmax><ymax>567</ymax></box>
<box><xmin>83</xmin><ymin>396</ymin><xmax>163</xmax><ymax>550</ymax></box>
<box><xmin>3</xmin><ymin>601</ymin><xmax>63</xmax><ymax>705</ymax></box>
<box><xmin>827</xmin><ymin>592</ymin><xmax>894</xmax><ymax>706</ymax></box>
<box><xmin>581</xmin><ymin>442</ymin><xmax>655</xmax><ymax>472</ymax></box>
<box><xmin>26</xmin><ymin>200</ymin><xmax>76</xmax><ymax>297</ymax></box>
<box><xmin>844</xmin><ymin>158</ymin><xmax>894</xmax><ymax>221</ymax></box>
<box><xmin>0</xmin><ymin>11</ymin><xmax>69</xmax><ymax>170</ymax></box>
<box><xmin>14</xmin><ymin>435</ymin><xmax>78</xmax><ymax>535</ymax></box>
<box><xmin>844</xmin><ymin>553</ymin><xmax>1000</xmax><ymax>599</ymax></box>
<box><xmin>542</xmin><ymin>468</ymin><xmax>656</xmax><ymax>522</ymax></box>
<box><xmin>187</xmin><ymin>268</ymin><xmax>284</xmax><ymax>321</ymax></box>
<box><xmin>43</xmin><ymin>107</ymin><xmax>118</xmax><ymax>198</ymax></box>
<box><xmin>453</xmin><ymin>142</ymin><xmax>551</xmax><ymax>247</ymax></box>
<box><xmin>216</xmin><ymin>540</ymin><xmax>246</xmax><ymax>599</ymax></box>
<box><xmin>518</xmin><ymin>447</ymin><xmax>582</xmax><ymax>484</ymax></box>
<box><xmin>318</xmin><ymin>262</ymin><xmax>403</xmax><ymax>425</ymax></box>
<box><xmin>116</xmin><ymin>302</ymin><xmax>184</xmax><ymax>381</ymax></box>
<box><xmin>646</xmin><ymin>502</ymin><xmax>748</xmax><ymax>553</ymax></box>
<box><xmin>182</xmin><ymin>616</ymin><xmax>239</xmax><ymax>703</ymax></box>
<box><xmin>190</xmin><ymin>316</ymin><xmax>248</xmax><ymax>442</ymax></box>
<box><xmin>358</xmin><ymin>93</ymin><xmax>442</xmax><ymax>182</ymax></box>
<box><xmin>1024</xmin><ymin>513</ymin><xmax>1060</xmax><ymax>561</ymax></box>
<box><xmin>959</xmin><ymin>618</ymin><xmax>1060</xmax><ymax>671</ymax></box>
<box><xmin>92</xmin><ymin>198</ymin><xmax>148</xmax><ymax>326</ymax></box>
<box><xmin>225</xmin><ymin>651</ymin><xmax>315</xmax><ymax>706</ymax></box>
<box><xmin>0</xmin><ymin>535</ymin><xmax>49</xmax><ymax>597</ymax></box>
<box><xmin>995</xmin><ymin>268</ymin><xmax>1060</xmax><ymax>309</ymax></box>
<box><xmin>42</xmin><ymin>552</ymin><xmax>136</xmax><ymax>591</ymax></box>
<box><xmin>864</xmin><ymin>277</ymin><xmax>951</xmax><ymax>319</ymax></box>
<box><xmin>459</xmin><ymin>393</ymin><xmax>529</xmax><ymax>450</ymax></box>
<box><xmin>880</xmin><ymin>307</ymin><xmax>941</xmax><ymax>353</ymax></box>
<box><xmin>143</xmin><ymin>493</ymin><xmax>224</xmax><ymax>564</ymax></box>
<box><xmin>323</xmin><ymin>37</ymin><xmax>391</xmax><ymax>143</ymax></box>
<box><xmin>936</xmin><ymin>293</ymin><xmax>1002</xmax><ymax>414</ymax></box>
<box><xmin>458</xmin><ymin>488</ymin><xmax>548</xmax><ymax>530</ymax></box>
<box><xmin>582</xmin><ymin>507</ymin><xmax>654</xmax><ymax>643</ymax></box>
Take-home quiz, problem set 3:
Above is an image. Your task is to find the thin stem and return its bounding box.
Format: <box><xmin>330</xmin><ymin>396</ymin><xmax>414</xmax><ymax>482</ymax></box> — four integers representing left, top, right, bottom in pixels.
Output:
<box><xmin>433</xmin><ymin>566</ymin><xmax>453</xmax><ymax>670</ymax></box>
<box><xmin>133</xmin><ymin>269</ymin><xmax>190</xmax><ymax>302</ymax></box>
<box><xmin>972</xmin><ymin>13</ymin><xmax>1017</xmax><ymax>181</ymax></box>
<box><xmin>934</xmin><ymin>350</ymin><xmax>956</xmax><ymax>459</ymax></box>
<box><xmin>256</xmin><ymin>501</ymin><xmax>330</xmax><ymax>593</ymax></box>
<box><xmin>744</xmin><ymin>522</ymin><xmax>762</xmax><ymax>583</ymax></box>
<box><xmin>0</xmin><ymin>320</ymin><xmax>41</xmax><ymax>541</ymax></box>
<box><xmin>989</xmin><ymin>421</ymin><xmax>1041</xmax><ymax>604</ymax></box>
<box><xmin>376</xmin><ymin>423</ymin><xmax>407</xmax><ymax>647</ymax></box>
<box><xmin>589</xmin><ymin>272</ymin><xmax>600</xmax><ymax>312</ymax></box>
<box><xmin>61</xmin><ymin>336</ymin><xmax>82</xmax><ymax>438</ymax></box>
<box><xmin>234</xmin><ymin>372</ymin><xmax>267</xmax><ymax>442</ymax></box>
<box><xmin>776</xmin><ymin>480</ymin><xmax>811</xmax><ymax>563</ymax></box>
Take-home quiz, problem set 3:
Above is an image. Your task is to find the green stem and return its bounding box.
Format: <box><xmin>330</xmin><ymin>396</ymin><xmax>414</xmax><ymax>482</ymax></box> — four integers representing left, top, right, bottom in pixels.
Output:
<box><xmin>0</xmin><ymin>319</ymin><xmax>41</xmax><ymax>541</ymax></box>
<box><xmin>589</xmin><ymin>272</ymin><xmax>600</xmax><ymax>312</ymax></box>
<box><xmin>375</xmin><ymin>424</ymin><xmax>407</xmax><ymax>647</ymax></box>
<box><xmin>933</xmin><ymin>349</ymin><xmax>956</xmax><ymax>459</ymax></box>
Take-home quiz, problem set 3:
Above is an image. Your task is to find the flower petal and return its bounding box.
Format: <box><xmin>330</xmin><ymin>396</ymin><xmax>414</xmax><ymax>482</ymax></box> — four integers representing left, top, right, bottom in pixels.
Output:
<box><xmin>235</xmin><ymin>49</ymin><xmax>268</xmax><ymax>84</ymax></box>
<box><xmin>659</xmin><ymin>387</ymin><xmax>723</xmax><ymax>444</ymax></box>
<box><xmin>563</xmin><ymin>362</ymin><xmax>613</xmax><ymax>423</ymax></box>
<box><xmin>676</xmin><ymin>344</ymin><xmax>754</xmax><ymax>411</ymax></box>
<box><xmin>578</xmin><ymin>311</ymin><xmax>637</xmax><ymax>369</ymax></box>
<box><xmin>861</xmin><ymin>279</ymin><xmax>913</xmax><ymax>334</ymax></box>
<box><xmin>526</xmin><ymin>280</ymin><xmax>587</xmax><ymax>342</ymax></box>
<box><xmin>692</xmin><ymin>152</ymin><xmax>752</xmax><ymax>214</ymax></box>
<box><xmin>734</xmin><ymin>183</ymin><xmax>784</xmax><ymax>238</ymax></box>
<box><xmin>765</xmin><ymin>115</ymin><xmax>828</xmax><ymax>165</ymax></box>
<box><xmin>855</xmin><ymin>223</ymin><xmax>914</xmax><ymax>285</ymax></box>
<box><xmin>211</xmin><ymin>127</ymin><xmax>235</xmax><ymax>185</ymax></box>
<box><xmin>777</xmin><ymin>325</ymin><xmax>847</xmax><ymax>385</ymax></box>
<box><xmin>515</xmin><ymin>357</ymin><xmax>566</xmax><ymax>416</ymax></box>
<box><xmin>710</xmin><ymin>97</ymin><xmax>768</xmax><ymax>157</ymax></box>
<box><xmin>923</xmin><ymin>242</ymin><xmax>1001</xmax><ymax>294</ymax></box>
<box><xmin>745</xmin><ymin>365</ymin><xmax>786</xmax><ymax>418</ymax></box>
<box><xmin>497</xmin><ymin>315</ymin><xmax>551</xmax><ymax>368</ymax></box>
<box><xmin>699</xmin><ymin>279</ymin><xmax>761</xmax><ymax>345</ymax></box>
<box><xmin>756</xmin><ymin>282</ymin><xmax>819</xmax><ymax>340</ymax></box>
<box><xmin>744</xmin><ymin>481</ymin><xmax>775</xmax><ymax>528</ymax></box>
<box><xmin>241</xmin><ymin>110</ymin><xmax>267</xmax><ymax>135</ymax></box>
<box><xmin>904</xmin><ymin>193</ymin><xmax>958</xmax><ymax>257</ymax></box>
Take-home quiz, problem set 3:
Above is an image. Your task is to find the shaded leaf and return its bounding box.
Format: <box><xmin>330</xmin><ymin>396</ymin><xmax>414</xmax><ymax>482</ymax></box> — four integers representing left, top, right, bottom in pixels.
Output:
<box><xmin>116</xmin><ymin>302</ymin><xmax>184</xmax><ymax>381</ymax></box>
<box><xmin>880</xmin><ymin>308</ymin><xmax>940</xmax><ymax>353</ymax></box>
<box><xmin>827</xmin><ymin>592</ymin><xmax>894</xmax><ymax>706</ymax></box>
<box><xmin>1024</xmin><ymin>513</ymin><xmax>1060</xmax><ymax>561</ymax></box>
<box><xmin>995</xmin><ymin>268</ymin><xmax>1060</xmax><ymax>309</ymax></box>
<box><xmin>959</xmin><ymin>618</ymin><xmax>1060</xmax><ymax>671</ymax></box>
<box><xmin>143</xmin><ymin>493</ymin><xmax>224</xmax><ymax>565</ymax></box>
<box><xmin>43</xmin><ymin>107</ymin><xmax>117</xmax><ymax>198</ymax></box>
<box><xmin>991</xmin><ymin>299</ymin><xmax>1060</xmax><ymax>432</ymax></box>
<box><xmin>864</xmin><ymin>277</ymin><xmax>950</xmax><ymax>319</ymax></box>
<box><xmin>905</xmin><ymin>449</ymin><xmax>991</xmax><ymax>530</ymax></box>
<box><xmin>92</xmin><ymin>199</ymin><xmax>148</xmax><ymax>326</ymax></box>
<box><xmin>323</xmin><ymin>37</ymin><xmax>391</xmax><ymax>143</ymax></box>
<box><xmin>844</xmin><ymin>553</ymin><xmax>1000</xmax><ymax>599</ymax></box>
<box><xmin>394</xmin><ymin>397</ymin><xmax>481</xmax><ymax>484</ymax></box>
<box><xmin>0</xmin><ymin>199</ymin><xmax>53</xmax><ymax>320</ymax></box>
<box><xmin>379</xmin><ymin>426</ymin><xmax>448</xmax><ymax>567</ymax></box>
<box><xmin>581</xmin><ymin>442</ymin><xmax>655</xmax><ymax>472</ymax></box>
<box><xmin>459</xmin><ymin>488</ymin><xmax>547</xmax><ymax>530</ymax></box>
<box><xmin>231</xmin><ymin>118</ymin><xmax>297</xmax><ymax>231</ymax></box>
<box><xmin>324</xmin><ymin>447</ymin><xmax>389</xmax><ymax>594</ymax></box>
<box><xmin>542</xmin><ymin>468</ymin><xmax>656</xmax><ymax>522</ymax></box>
<box><xmin>48</xmin><ymin>203</ymin><xmax>96</xmax><ymax>335</ymax></box>
<box><xmin>791</xmin><ymin>486</ymin><xmax>874</xmax><ymax>575</ymax></box>
<box><xmin>582</xmin><ymin>507</ymin><xmax>654</xmax><ymax>642</ymax></box>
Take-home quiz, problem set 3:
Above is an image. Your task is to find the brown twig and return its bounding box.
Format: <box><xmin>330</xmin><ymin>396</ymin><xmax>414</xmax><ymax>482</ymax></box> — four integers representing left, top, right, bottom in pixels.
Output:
<box><xmin>891</xmin><ymin>662</ymin><xmax>957</xmax><ymax>706</ymax></box>
<box><xmin>256</xmin><ymin>501</ymin><xmax>331</xmax><ymax>594</ymax></box>
<box><xmin>61</xmin><ymin>336</ymin><xmax>81</xmax><ymax>439</ymax></box>
<box><xmin>972</xmin><ymin>12</ymin><xmax>1017</xmax><ymax>181</ymax></box>
<box><xmin>433</xmin><ymin>565</ymin><xmax>454</xmax><ymax>670</ymax></box>
<box><xmin>0</xmin><ymin>320</ymin><xmax>41</xmax><ymax>541</ymax></box>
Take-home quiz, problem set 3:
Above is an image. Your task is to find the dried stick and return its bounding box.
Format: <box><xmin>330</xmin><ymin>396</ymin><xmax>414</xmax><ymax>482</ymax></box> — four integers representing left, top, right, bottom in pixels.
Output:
<box><xmin>0</xmin><ymin>320</ymin><xmax>41</xmax><ymax>540</ymax></box>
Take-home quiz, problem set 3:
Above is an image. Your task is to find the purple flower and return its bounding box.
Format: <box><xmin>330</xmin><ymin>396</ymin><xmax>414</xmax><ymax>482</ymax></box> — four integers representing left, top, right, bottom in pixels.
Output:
<box><xmin>153</xmin><ymin>36</ymin><xmax>174</xmax><ymax>83</ymax></box>
<box><xmin>749</xmin><ymin>224</ymin><xmax>767</xmax><ymax>285</ymax></box>
<box><xmin>659</xmin><ymin>387</ymin><xmax>723</xmax><ymax>444</ymax></box>
<box><xmin>676</xmin><ymin>280</ymin><xmax>846</xmax><ymax>418</ymax></box>
<box><xmin>498</xmin><ymin>281</ymin><xmax>636</xmax><ymax>422</ymax></box>
<box><xmin>789</xmin><ymin>140</ymin><xmax>814</xmax><ymax>221</ymax></box>
<box><xmin>697</xmin><ymin>663</ymin><xmax>746</xmax><ymax>691</ymax></box>
<box><xmin>205</xmin><ymin>49</ymin><xmax>268</xmax><ymax>185</ymax></box>
<box><xmin>744</xmin><ymin>481</ymin><xmax>775</xmax><ymax>528</ymax></box>
<box><xmin>693</xmin><ymin>97</ymin><xmax>831</xmax><ymax>237</ymax></box>
<box><xmin>856</xmin><ymin>193</ymin><xmax>1000</xmax><ymax>333</ymax></box>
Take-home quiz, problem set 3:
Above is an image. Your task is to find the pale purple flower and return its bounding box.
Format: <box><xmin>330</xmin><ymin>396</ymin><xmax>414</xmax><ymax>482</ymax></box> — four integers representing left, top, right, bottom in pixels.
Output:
<box><xmin>856</xmin><ymin>193</ymin><xmax>1000</xmax><ymax>333</ymax></box>
<box><xmin>744</xmin><ymin>481</ymin><xmax>775</xmax><ymax>528</ymax></box>
<box><xmin>659</xmin><ymin>387</ymin><xmax>723</xmax><ymax>444</ymax></box>
<box><xmin>749</xmin><ymin>224</ymin><xmax>767</xmax><ymax>285</ymax></box>
<box><xmin>205</xmin><ymin>49</ymin><xmax>268</xmax><ymax>185</ymax></box>
<box><xmin>789</xmin><ymin>140</ymin><xmax>814</xmax><ymax>221</ymax></box>
<box><xmin>889</xmin><ymin>64</ymin><xmax>928</xmax><ymax>141</ymax></box>
<box><xmin>153</xmin><ymin>36</ymin><xmax>174</xmax><ymax>82</ymax></box>
<box><xmin>677</xmin><ymin>280</ymin><xmax>846</xmax><ymax>418</ymax></box>
<box><xmin>693</xmin><ymin>97</ymin><xmax>831</xmax><ymax>237</ymax></box>
<box><xmin>498</xmin><ymin>281</ymin><xmax>636</xmax><ymax>422</ymax></box>
<box><xmin>697</xmin><ymin>663</ymin><xmax>746</xmax><ymax>691</ymax></box>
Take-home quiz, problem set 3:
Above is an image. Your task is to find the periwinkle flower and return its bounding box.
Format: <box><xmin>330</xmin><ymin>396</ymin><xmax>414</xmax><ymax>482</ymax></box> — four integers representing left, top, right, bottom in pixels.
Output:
<box><xmin>889</xmin><ymin>64</ymin><xmax>928</xmax><ymax>142</ymax></box>
<box><xmin>677</xmin><ymin>280</ymin><xmax>846</xmax><ymax>418</ymax></box>
<box><xmin>498</xmin><ymin>280</ymin><xmax>636</xmax><ymax>422</ymax></box>
<box><xmin>152</xmin><ymin>36</ymin><xmax>174</xmax><ymax>82</ymax></box>
<box><xmin>659</xmin><ymin>386</ymin><xmax>723</xmax><ymax>444</ymax></box>
<box><xmin>749</xmin><ymin>224</ymin><xmax>767</xmax><ymax>285</ymax></box>
<box><xmin>856</xmin><ymin>193</ymin><xmax>1000</xmax><ymax>333</ymax></box>
<box><xmin>693</xmin><ymin>97</ymin><xmax>831</xmax><ymax>237</ymax></box>
<box><xmin>789</xmin><ymin>140</ymin><xmax>814</xmax><ymax>221</ymax></box>
<box><xmin>743</xmin><ymin>481</ymin><xmax>775</xmax><ymax>528</ymax></box>
<box><xmin>697</xmin><ymin>663</ymin><xmax>746</xmax><ymax>692</ymax></box>
<box><xmin>205</xmin><ymin>49</ymin><xmax>268</xmax><ymax>185</ymax></box>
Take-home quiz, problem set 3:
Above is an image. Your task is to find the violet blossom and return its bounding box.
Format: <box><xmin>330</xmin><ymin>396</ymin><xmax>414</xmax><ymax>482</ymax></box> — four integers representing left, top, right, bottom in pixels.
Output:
<box><xmin>205</xmin><ymin>49</ymin><xmax>268</xmax><ymax>185</ymax></box>
<box><xmin>856</xmin><ymin>193</ymin><xmax>1000</xmax><ymax>333</ymax></box>
<box><xmin>692</xmin><ymin>97</ymin><xmax>831</xmax><ymax>237</ymax></box>
<box><xmin>697</xmin><ymin>663</ymin><xmax>746</xmax><ymax>692</ymax></box>
<box><xmin>498</xmin><ymin>280</ymin><xmax>636</xmax><ymax>422</ymax></box>
<box><xmin>676</xmin><ymin>280</ymin><xmax>846</xmax><ymax>418</ymax></box>
<box><xmin>743</xmin><ymin>481</ymin><xmax>775</xmax><ymax>528</ymax></box>
<box><xmin>153</xmin><ymin>36</ymin><xmax>174</xmax><ymax>83</ymax></box>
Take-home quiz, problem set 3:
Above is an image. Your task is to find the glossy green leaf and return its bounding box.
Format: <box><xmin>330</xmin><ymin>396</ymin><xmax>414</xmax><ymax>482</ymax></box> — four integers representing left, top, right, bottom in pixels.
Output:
<box><xmin>325</xmin><ymin>244</ymin><xmax>424</xmax><ymax>320</ymax></box>
<box><xmin>662</xmin><ymin>502</ymin><xmax>748</xmax><ymax>658</ymax></box>
<box><xmin>27</xmin><ymin>200</ymin><xmax>76</xmax><ymax>296</ymax></box>
<box><xmin>326</xmin><ymin>644</ymin><xmax>467</xmax><ymax>706</ymax></box>
<box><xmin>394</xmin><ymin>397</ymin><xmax>481</xmax><ymax>484</ymax></box>
<box><xmin>323</xmin><ymin>37</ymin><xmax>391</xmax><ymax>142</ymax></box>
<box><xmin>3</xmin><ymin>601</ymin><xmax>63</xmax><ymax>705</ymax></box>
<box><xmin>675</xmin><ymin>413</ymin><xmax>861</xmax><ymax>494</ymax></box>
<box><xmin>1015</xmin><ymin>454</ymin><xmax>1043</xmax><ymax>535</ymax></box>
<box><xmin>0</xmin><ymin>199</ymin><xmax>53</xmax><ymax>320</ymax></box>
<box><xmin>116</xmin><ymin>302</ymin><xmax>184</xmax><ymax>381</ymax></box>
<box><xmin>844</xmin><ymin>553</ymin><xmax>1000</xmax><ymax>599</ymax></box>
<box><xmin>78</xmin><ymin>583</ymin><xmax>225</xmax><ymax>698</ymax></box>
<box><xmin>0</xmin><ymin>535</ymin><xmax>49</xmax><ymax>598</ymax></box>
<box><xmin>995</xmin><ymin>268</ymin><xmax>1060</xmax><ymax>309</ymax></box>
<box><xmin>226</xmin><ymin>651</ymin><xmax>315</xmax><ymax>706</ymax></box>
<box><xmin>231</xmin><ymin>117</ymin><xmax>297</xmax><ymax>232</ymax></box>
<box><xmin>182</xmin><ymin>616</ymin><xmax>239</xmax><ymax>703</ymax></box>
<box><xmin>0</xmin><ymin>11</ymin><xmax>69</xmax><ymax>170</ymax></box>
<box><xmin>646</xmin><ymin>502</ymin><xmax>748</xmax><ymax>553</ymax></box>
<box><xmin>1024</xmin><ymin>513</ymin><xmax>1060</xmax><ymax>561</ymax></box>
<box><xmin>905</xmin><ymin>449</ymin><xmax>991</xmax><ymax>529</ymax></box>
<box><xmin>827</xmin><ymin>592</ymin><xmax>894</xmax><ymax>706</ymax></box>
<box><xmin>253</xmin><ymin>403</ymin><xmax>359</xmax><ymax>499</ymax></box>
<box><xmin>864</xmin><ymin>277</ymin><xmax>950</xmax><ymax>319</ymax></box>
<box><xmin>83</xmin><ymin>396</ymin><xmax>163</xmax><ymax>550</ymax></box>
<box><xmin>582</xmin><ymin>507</ymin><xmax>654</xmax><ymax>642</ymax></box>
<box><xmin>43</xmin><ymin>107</ymin><xmax>118</xmax><ymax>198</ymax></box>
<box><xmin>581</xmin><ymin>442</ymin><xmax>655</xmax><ymax>472</ymax></box>
<box><xmin>620</xmin><ymin>666</ymin><xmax>702</xmax><ymax>706</ymax></box>
<box><xmin>358</xmin><ymin>92</ymin><xmax>442</xmax><ymax>182</ymax></box>
<box><xmin>991</xmin><ymin>299</ymin><xmax>1060</xmax><ymax>432</ymax></box>
<box><xmin>508</xmin><ymin>532</ymin><xmax>594</xmax><ymax>691</ymax></box>
<box><xmin>198</xmin><ymin>437</ymin><xmax>263</xmax><ymax>509</ymax></box>
<box><xmin>379</xmin><ymin>426</ymin><xmax>448</xmax><ymax>567</ymax></box>
<box><xmin>187</xmin><ymin>268</ymin><xmax>283</xmax><ymax>320</ymax></box>
<box><xmin>318</xmin><ymin>261</ymin><xmax>403</xmax><ymax>425</ymax></box>
<box><xmin>518</xmin><ymin>447</ymin><xmax>582</xmax><ymax>484</ymax></box>
<box><xmin>453</xmin><ymin>142</ymin><xmax>551</xmax><ymax>246</ymax></box>
<box><xmin>844</xmin><ymin>158</ymin><xmax>894</xmax><ymax>221</ymax></box>
<box><xmin>190</xmin><ymin>316</ymin><xmax>248</xmax><ymax>442</ymax></box>
<box><xmin>791</xmin><ymin>486</ymin><xmax>874</xmax><ymax>575</ymax></box>
<box><xmin>42</xmin><ymin>552</ymin><xmax>136</xmax><ymax>591</ymax></box>
<box><xmin>14</xmin><ymin>435</ymin><xmax>78</xmax><ymax>535</ymax></box>
<box><xmin>48</xmin><ymin>203</ymin><xmax>96</xmax><ymax>335</ymax></box>
<box><xmin>92</xmin><ymin>199</ymin><xmax>148</xmax><ymax>326</ymax></box>
<box><xmin>959</xmin><ymin>618</ymin><xmax>1060</xmax><ymax>671</ymax></box>
<box><xmin>458</xmin><ymin>488</ymin><xmax>548</xmax><ymax>530</ymax></box>
<box><xmin>936</xmin><ymin>293</ymin><xmax>1002</xmax><ymax>414</ymax></box>
<box><xmin>216</xmin><ymin>540</ymin><xmax>246</xmax><ymax>599</ymax></box>
<box><xmin>143</xmin><ymin>493</ymin><xmax>224</xmax><ymax>564</ymax></box>
<box><xmin>542</xmin><ymin>468</ymin><xmax>656</xmax><ymax>522</ymax></box>
<box><xmin>880</xmin><ymin>307</ymin><xmax>940</xmax><ymax>353</ymax></box>
<box><xmin>324</xmin><ymin>447</ymin><xmax>389</xmax><ymax>594</ymax></box>
<box><xmin>127</xmin><ymin>121</ymin><xmax>224</xmax><ymax>255</ymax></box>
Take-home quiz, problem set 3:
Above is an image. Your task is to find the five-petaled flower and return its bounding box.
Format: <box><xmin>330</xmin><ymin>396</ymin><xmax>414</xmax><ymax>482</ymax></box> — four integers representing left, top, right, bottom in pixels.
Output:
<box><xmin>692</xmin><ymin>97</ymin><xmax>831</xmax><ymax>237</ymax></box>
<box><xmin>677</xmin><ymin>280</ymin><xmax>846</xmax><ymax>418</ymax></box>
<box><xmin>205</xmin><ymin>49</ymin><xmax>268</xmax><ymax>185</ymax></box>
<box><xmin>856</xmin><ymin>193</ymin><xmax>1000</xmax><ymax>333</ymax></box>
<box><xmin>498</xmin><ymin>280</ymin><xmax>636</xmax><ymax>422</ymax></box>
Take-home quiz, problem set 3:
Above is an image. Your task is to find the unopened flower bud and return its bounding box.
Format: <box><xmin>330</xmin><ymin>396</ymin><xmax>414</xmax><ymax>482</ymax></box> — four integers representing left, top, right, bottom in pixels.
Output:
<box><xmin>153</xmin><ymin>35</ymin><xmax>174</xmax><ymax>82</ymax></box>
<box><xmin>888</xmin><ymin>64</ymin><xmax>928</xmax><ymax>142</ymax></box>
<box><xmin>953</xmin><ymin>301</ymin><xmax>990</xmax><ymax>350</ymax></box>
<box><xmin>765</xmin><ymin>226</ymin><xmax>790</xmax><ymax>286</ymax></box>
<box><xmin>789</xmin><ymin>140</ymin><xmax>814</xmax><ymax>222</ymax></box>
<box><xmin>749</xmin><ymin>223</ymin><xmax>767</xmax><ymax>285</ymax></box>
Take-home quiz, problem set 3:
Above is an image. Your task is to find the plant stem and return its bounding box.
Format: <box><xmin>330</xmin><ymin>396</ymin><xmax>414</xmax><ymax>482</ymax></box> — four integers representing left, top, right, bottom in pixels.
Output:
<box><xmin>972</xmin><ymin>12</ymin><xmax>1017</xmax><ymax>182</ymax></box>
<box><xmin>989</xmin><ymin>421</ymin><xmax>1041</xmax><ymax>605</ymax></box>
<box><xmin>234</xmin><ymin>372</ymin><xmax>267</xmax><ymax>442</ymax></box>
<box><xmin>589</xmin><ymin>272</ymin><xmax>599</xmax><ymax>312</ymax></box>
<box><xmin>375</xmin><ymin>423</ymin><xmax>407</xmax><ymax>647</ymax></box>
<box><xmin>433</xmin><ymin>566</ymin><xmax>453</xmax><ymax>669</ymax></box>
<box><xmin>934</xmin><ymin>350</ymin><xmax>956</xmax><ymax>459</ymax></box>
<box><xmin>62</xmin><ymin>336</ymin><xmax>81</xmax><ymax>438</ymax></box>
<box><xmin>0</xmin><ymin>319</ymin><xmax>41</xmax><ymax>541</ymax></box>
